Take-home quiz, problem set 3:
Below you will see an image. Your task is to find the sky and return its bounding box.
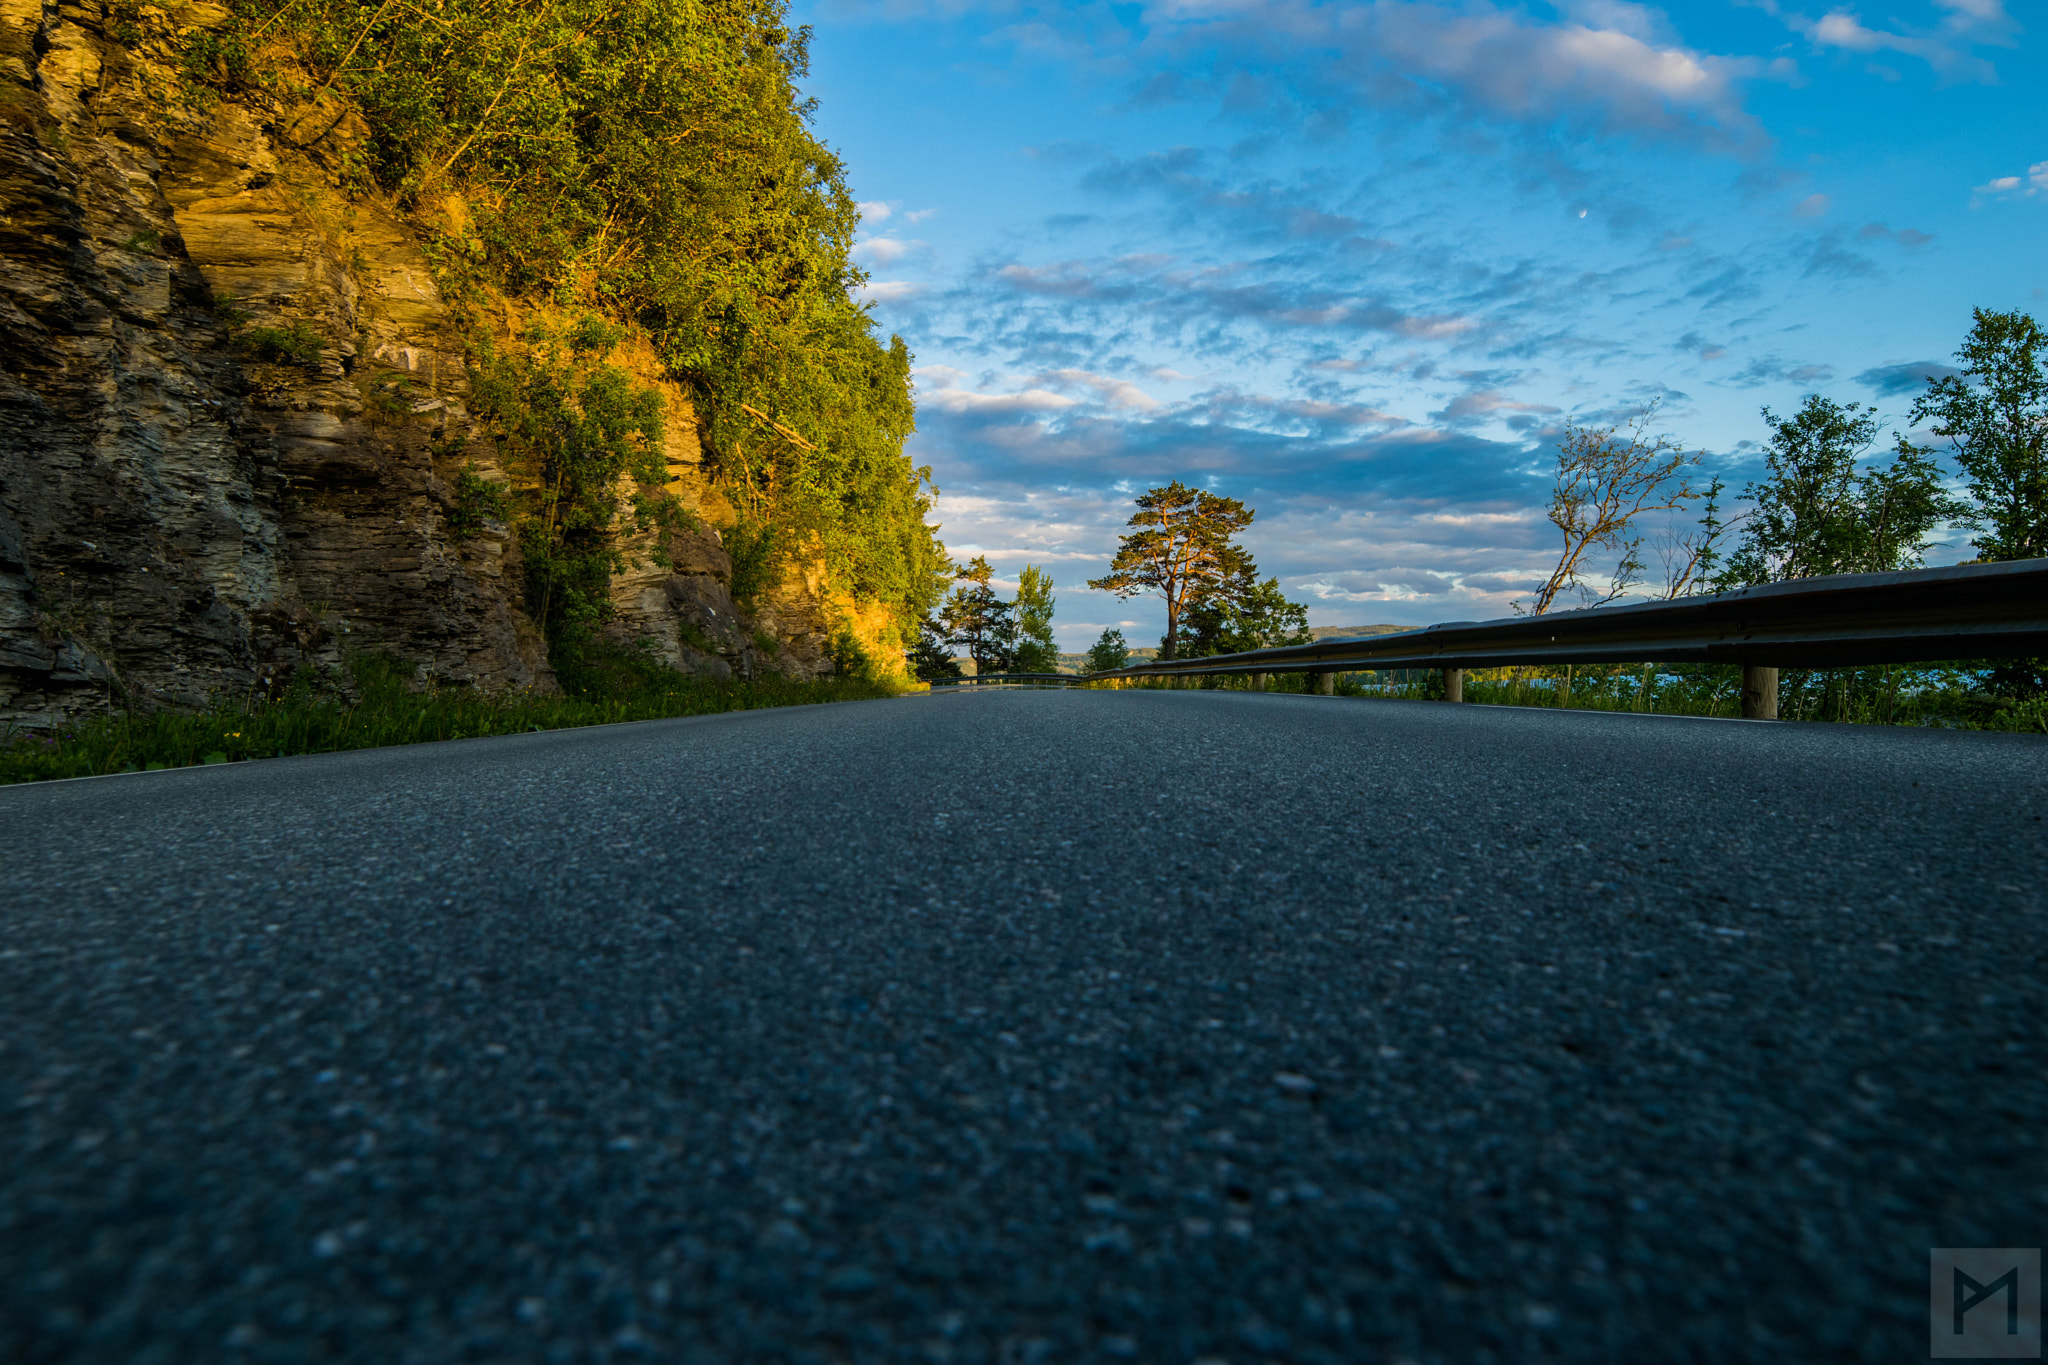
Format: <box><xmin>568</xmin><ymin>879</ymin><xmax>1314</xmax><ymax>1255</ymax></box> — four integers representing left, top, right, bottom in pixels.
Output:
<box><xmin>791</xmin><ymin>0</ymin><xmax>2048</xmax><ymax>648</ymax></box>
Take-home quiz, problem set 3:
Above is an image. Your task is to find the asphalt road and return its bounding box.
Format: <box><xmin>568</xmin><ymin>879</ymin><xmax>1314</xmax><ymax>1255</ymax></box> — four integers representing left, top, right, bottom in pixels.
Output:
<box><xmin>2</xmin><ymin>689</ymin><xmax>2044</xmax><ymax>1364</ymax></box>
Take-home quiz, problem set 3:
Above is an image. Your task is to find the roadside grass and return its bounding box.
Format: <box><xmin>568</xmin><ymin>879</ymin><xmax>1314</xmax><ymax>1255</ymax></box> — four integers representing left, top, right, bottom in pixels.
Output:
<box><xmin>1103</xmin><ymin>663</ymin><xmax>2048</xmax><ymax>732</ymax></box>
<box><xmin>0</xmin><ymin>648</ymin><xmax>906</xmax><ymax>786</ymax></box>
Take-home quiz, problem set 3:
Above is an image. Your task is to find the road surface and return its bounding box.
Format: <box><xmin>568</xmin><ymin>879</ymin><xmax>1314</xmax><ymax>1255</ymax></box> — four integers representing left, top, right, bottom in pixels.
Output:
<box><xmin>2</xmin><ymin>689</ymin><xmax>2043</xmax><ymax>1363</ymax></box>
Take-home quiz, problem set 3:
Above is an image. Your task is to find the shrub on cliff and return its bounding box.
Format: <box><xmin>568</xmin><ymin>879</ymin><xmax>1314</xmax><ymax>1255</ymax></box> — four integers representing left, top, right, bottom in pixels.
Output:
<box><xmin>207</xmin><ymin>0</ymin><xmax>947</xmax><ymax>629</ymax></box>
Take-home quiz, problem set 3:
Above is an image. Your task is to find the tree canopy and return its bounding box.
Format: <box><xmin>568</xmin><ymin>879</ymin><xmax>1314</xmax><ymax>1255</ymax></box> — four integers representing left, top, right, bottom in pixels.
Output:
<box><xmin>1178</xmin><ymin>568</ymin><xmax>1310</xmax><ymax>658</ymax></box>
<box><xmin>1012</xmin><ymin>566</ymin><xmax>1058</xmax><ymax>673</ymax></box>
<box><xmin>1724</xmin><ymin>394</ymin><xmax>1956</xmax><ymax>585</ymax></box>
<box><xmin>215</xmin><ymin>0</ymin><xmax>946</xmax><ymax>641</ymax></box>
<box><xmin>1085</xmin><ymin>628</ymin><xmax>1130</xmax><ymax>674</ymax></box>
<box><xmin>1910</xmin><ymin>308</ymin><xmax>2048</xmax><ymax>564</ymax></box>
<box><xmin>1088</xmin><ymin>481</ymin><xmax>1254</xmax><ymax>659</ymax></box>
<box><xmin>940</xmin><ymin>556</ymin><xmax>1017</xmax><ymax>676</ymax></box>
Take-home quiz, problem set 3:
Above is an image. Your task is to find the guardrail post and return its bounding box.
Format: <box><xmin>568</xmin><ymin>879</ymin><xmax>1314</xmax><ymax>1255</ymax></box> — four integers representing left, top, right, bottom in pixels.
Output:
<box><xmin>1443</xmin><ymin>668</ymin><xmax>1463</xmax><ymax>703</ymax></box>
<box><xmin>1314</xmin><ymin>670</ymin><xmax>1334</xmax><ymax>696</ymax></box>
<box><xmin>1249</xmin><ymin>672</ymin><xmax>1266</xmax><ymax>692</ymax></box>
<box><xmin>1741</xmin><ymin>665</ymin><xmax>1778</xmax><ymax>721</ymax></box>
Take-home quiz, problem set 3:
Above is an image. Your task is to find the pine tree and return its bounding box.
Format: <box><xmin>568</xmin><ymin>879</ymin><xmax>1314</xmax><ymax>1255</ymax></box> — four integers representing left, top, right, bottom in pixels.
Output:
<box><xmin>1085</xmin><ymin>628</ymin><xmax>1130</xmax><ymax>673</ymax></box>
<box><xmin>1088</xmin><ymin>481</ymin><xmax>1254</xmax><ymax>659</ymax></box>
<box><xmin>906</xmin><ymin>616</ymin><xmax>961</xmax><ymax>681</ymax></box>
<box><xmin>941</xmin><ymin>556</ymin><xmax>1018</xmax><ymax>675</ymax></box>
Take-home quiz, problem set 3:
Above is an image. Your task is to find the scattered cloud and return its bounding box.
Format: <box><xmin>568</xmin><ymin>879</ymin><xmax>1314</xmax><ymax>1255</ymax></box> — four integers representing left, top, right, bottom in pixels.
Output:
<box><xmin>1142</xmin><ymin>0</ymin><xmax>1784</xmax><ymax>153</ymax></box>
<box><xmin>1787</xmin><ymin>0</ymin><xmax>2016</xmax><ymax>85</ymax></box>
<box><xmin>1857</xmin><ymin>222</ymin><xmax>1934</xmax><ymax>246</ymax></box>
<box><xmin>1718</xmin><ymin>355</ymin><xmax>1835</xmax><ymax>388</ymax></box>
<box><xmin>1039</xmin><ymin>368</ymin><xmax>1162</xmax><ymax>410</ymax></box>
<box><xmin>917</xmin><ymin>365</ymin><xmax>1080</xmax><ymax>414</ymax></box>
<box><xmin>1855</xmin><ymin>359</ymin><xmax>1960</xmax><ymax>396</ymax></box>
<box><xmin>990</xmin><ymin>253</ymin><xmax>1476</xmax><ymax>341</ymax></box>
<box><xmin>857</xmin><ymin>280</ymin><xmax>925</xmax><ymax>304</ymax></box>
<box><xmin>828</xmin><ymin>0</ymin><xmax>2012</xmax><ymax>634</ymax></box>
<box><xmin>1803</xmin><ymin>231</ymin><xmax>1880</xmax><ymax>277</ymax></box>
<box><xmin>1973</xmin><ymin>160</ymin><xmax>2048</xmax><ymax>201</ymax></box>
<box><xmin>1430</xmin><ymin>389</ymin><xmax>1562</xmax><ymax>428</ymax></box>
<box><xmin>1675</xmin><ymin>330</ymin><xmax>1728</xmax><ymax>361</ymax></box>
<box><xmin>853</xmin><ymin>236</ymin><xmax>930</xmax><ymax>267</ymax></box>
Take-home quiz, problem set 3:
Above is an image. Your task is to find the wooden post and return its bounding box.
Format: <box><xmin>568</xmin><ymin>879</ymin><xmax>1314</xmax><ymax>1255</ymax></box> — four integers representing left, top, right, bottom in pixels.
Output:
<box><xmin>1443</xmin><ymin>668</ymin><xmax>1463</xmax><ymax>703</ymax></box>
<box><xmin>1314</xmin><ymin>670</ymin><xmax>1335</xmax><ymax>696</ymax></box>
<box><xmin>1249</xmin><ymin>672</ymin><xmax>1266</xmax><ymax>692</ymax></box>
<box><xmin>1741</xmin><ymin>665</ymin><xmax>1778</xmax><ymax>720</ymax></box>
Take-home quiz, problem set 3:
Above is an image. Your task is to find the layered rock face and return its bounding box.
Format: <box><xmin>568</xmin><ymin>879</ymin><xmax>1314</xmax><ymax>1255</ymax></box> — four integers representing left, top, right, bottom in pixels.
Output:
<box><xmin>0</xmin><ymin>2</ymin><xmax>858</xmax><ymax>727</ymax></box>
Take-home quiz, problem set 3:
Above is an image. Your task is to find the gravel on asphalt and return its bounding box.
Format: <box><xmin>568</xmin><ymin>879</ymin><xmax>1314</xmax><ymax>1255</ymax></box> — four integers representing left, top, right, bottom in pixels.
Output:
<box><xmin>1</xmin><ymin>688</ymin><xmax>2043</xmax><ymax>1363</ymax></box>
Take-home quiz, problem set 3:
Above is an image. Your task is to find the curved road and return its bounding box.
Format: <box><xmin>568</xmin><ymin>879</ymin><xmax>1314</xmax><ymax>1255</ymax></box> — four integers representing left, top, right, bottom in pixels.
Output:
<box><xmin>2</xmin><ymin>689</ymin><xmax>2043</xmax><ymax>1363</ymax></box>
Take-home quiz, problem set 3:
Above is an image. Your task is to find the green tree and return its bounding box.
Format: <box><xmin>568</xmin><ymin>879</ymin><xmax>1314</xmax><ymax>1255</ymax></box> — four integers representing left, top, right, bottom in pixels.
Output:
<box><xmin>1180</xmin><ymin>568</ymin><xmax>1310</xmax><ymax>657</ymax></box>
<box><xmin>1909</xmin><ymin>308</ymin><xmax>2048</xmax><ymax>563</ymax></box>
<box><xmin>1085</xmin><ymin>628</ymin><xmax>1130</xmax><ymax>673</ymax></box>
<box><xmin>906</xmin><ymin>615</ymin><xmax>961</xmax><ymax>681</ymax></box>
<box><xmin>468</xmin><ymin>324</ymin><xmax>666</xmax><ymax>647</ymax></box>
<box><xmin>1012</xmin><ymin>564</ymin><xmax>1059</xmax><ymax>673</ymax></box>
<box><xmin>941</xmin><ymin>556</ymin><xmax>1017</xmax><ymax>675</ymax></box>
<box><xmin>1724</xmin><ymin>394</ymin><xmax>1958</xmax><ymax>585</ymax></box>
<box><xmin>1088</xmin><ymin>481</ymin><xmax>1254</xmax><ymax>659</ymax></box>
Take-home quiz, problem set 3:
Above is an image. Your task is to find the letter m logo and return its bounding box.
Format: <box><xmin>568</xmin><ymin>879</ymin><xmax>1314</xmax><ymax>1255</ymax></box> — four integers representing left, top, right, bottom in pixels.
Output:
<box><xmin>1932</xmin><ymin>1248</ymin><xmax>2041</xmax><ymax>1358</ymax></box>
<box><xmin>1960</xmin><ymin>1267</ymin><xmax>2023</xmax><ymax>1337</ymax></box>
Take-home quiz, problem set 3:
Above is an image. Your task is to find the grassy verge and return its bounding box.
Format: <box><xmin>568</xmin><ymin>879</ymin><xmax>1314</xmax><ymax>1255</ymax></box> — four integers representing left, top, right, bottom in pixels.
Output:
<box><xmin>1103</xmin><ymin>663</ymin><xmax>2048</xmax><ymax>732</ymax></box>
<box><xmin>0</xmin><ymin>649</ymin><xmax>906</xmax><ymax>786</ymax></box>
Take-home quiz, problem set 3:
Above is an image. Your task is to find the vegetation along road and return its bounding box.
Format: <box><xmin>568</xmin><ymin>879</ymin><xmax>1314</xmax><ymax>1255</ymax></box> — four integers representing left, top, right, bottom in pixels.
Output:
<box><xmin>2</xmin><ymin>688</ymin><xmax>2043</xmax><ymax>1363</ymax></box>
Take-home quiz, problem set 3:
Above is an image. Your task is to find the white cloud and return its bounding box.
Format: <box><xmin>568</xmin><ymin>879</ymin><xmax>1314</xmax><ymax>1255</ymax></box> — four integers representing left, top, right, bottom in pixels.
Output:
<box><xmin>1793</xmin><ymin>191</ymin><xmax>1831</xmax><ymax>217</ymax></box>
<box><xmin>1972</xmin><ymin>161</ymin><xmax>2047</xmax><ymax>200</ymax></box>
<box><xmin>916</xmin><ymin>365</ymin><xmax>1081</xmax><ymax>414</ymax></box>
<box><xmin>1790</xmin><ymin>0</ymin><xmax>2014</xmax><ymax>84</ymax></box>
<box><xmin>856</xmin><ymin>280</ymin><xmax>925</xmax><ymax>304</ymax></box>
<box><xmin>857</xmin><ymin>199</ymin><xmax>894</xmax><ymax>223</ymax></box>
<box><xmin>1135</xmin><ymin>0</ymin><xmax>1774</xmax><ymax>151</ymax></box>
<box><xmin>853</xmin><ymin>236</ymin><xmax>928</xmax><ymax>267</ymax></box>
<box><xmin>1039</xmin><ymin>368</ymin><xmax>1162</xmax><ymax>410</ymax></box>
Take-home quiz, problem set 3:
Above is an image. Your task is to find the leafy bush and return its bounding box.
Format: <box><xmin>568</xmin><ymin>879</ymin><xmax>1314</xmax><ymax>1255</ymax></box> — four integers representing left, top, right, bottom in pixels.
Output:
<box><xmin>725</xmin><ymin>517</ymin><xmax>779</xmax><ymax>605</ymax></box>
<box><xmin>240</xmin><ymin>320</ymin><xmax>324</xmax><ymax>365</ymax></box>
<box><xmin>829</xmin><ymin>626</ymin><xmax>878</xmax><ymax>682</ymax></box>
<box><xmin>446</xmin><ymin>462</ymin><xmax>512</xmax><ymax>539</ymax></box>
<box><xmin>465</xmin><ymin>326</ymin><xmax>670</xmax><ymax>650</ymax></box>
<box><xmin>211</xmin><ymin>290</ymin><xmax>251</xmax><ymax>327</ymax></box>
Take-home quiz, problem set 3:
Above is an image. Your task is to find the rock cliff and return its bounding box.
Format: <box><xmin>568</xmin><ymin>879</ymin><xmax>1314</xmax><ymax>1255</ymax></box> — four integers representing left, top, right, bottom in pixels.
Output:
<box><xmin>0</xmin><ymin>0</ymin><xmax>868</xmax><ymax>728</ymax></box>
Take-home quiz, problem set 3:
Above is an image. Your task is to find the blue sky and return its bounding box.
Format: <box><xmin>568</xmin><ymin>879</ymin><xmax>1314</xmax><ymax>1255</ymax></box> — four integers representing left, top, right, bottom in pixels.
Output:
<box><xmin>793</xmin><ymin>0</ymin><xmax>2048</xmax><ymax>646</ymax></box>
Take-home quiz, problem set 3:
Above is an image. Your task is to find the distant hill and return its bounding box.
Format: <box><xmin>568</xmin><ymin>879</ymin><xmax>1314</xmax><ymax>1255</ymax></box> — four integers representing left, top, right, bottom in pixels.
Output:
<box><xmin>1051</xmin><ymin>629</ymin><xmax>1415</xmax><ymax>673</ymax></box>
<box><xmin>1055</xmin><ymin>647</ymin><xmax>1158</xmax><ymax>675</ymax></box>
<box><xmin>1308</xmin><ymin>624</ymin><xmax>1409</xmax><ymax>641</ymax></box>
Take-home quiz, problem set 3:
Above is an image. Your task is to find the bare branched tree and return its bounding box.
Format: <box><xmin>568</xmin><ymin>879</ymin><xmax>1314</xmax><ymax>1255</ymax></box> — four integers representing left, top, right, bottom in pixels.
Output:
<box><xmin>1650</xmin><ymin>477</ymin><xmax>1732</xmax><ymax>600</ymax></box>
<box><xmin>1522</xmin><ymin>402</ymin><xmax>1704</xmax><ymax>615</ymax></box>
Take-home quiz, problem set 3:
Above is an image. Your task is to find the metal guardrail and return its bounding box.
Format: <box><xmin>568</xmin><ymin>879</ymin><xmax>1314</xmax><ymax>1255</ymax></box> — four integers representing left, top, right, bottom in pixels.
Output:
<box><xmin>1085</xmin><ymin>557</ymin><xmax>2048</xmax><ymax>719</ymax></box>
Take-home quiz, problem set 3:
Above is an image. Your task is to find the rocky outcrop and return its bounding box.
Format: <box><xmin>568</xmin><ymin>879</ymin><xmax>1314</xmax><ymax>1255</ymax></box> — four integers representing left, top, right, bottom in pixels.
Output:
<box><xmin>0</xmin><ymin>1</ymin><xmax>876</xmax><ymax>727</ymax></box>
<box><xmin>0</xmin><ymin>0</ymin><xmax>550</xmax><ymax>723</ymax></box>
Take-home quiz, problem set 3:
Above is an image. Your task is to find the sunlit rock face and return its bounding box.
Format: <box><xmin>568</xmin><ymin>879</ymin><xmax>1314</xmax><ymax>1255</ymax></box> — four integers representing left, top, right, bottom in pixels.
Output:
<box><xmin>0</xmin><ymin>2</ymin><xmax>854</xmax><ymax>725</ymax></box>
